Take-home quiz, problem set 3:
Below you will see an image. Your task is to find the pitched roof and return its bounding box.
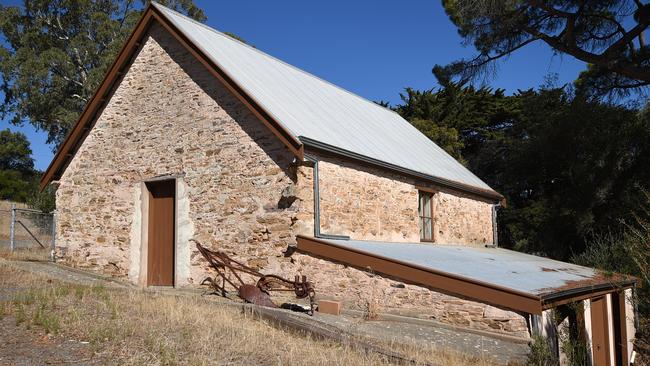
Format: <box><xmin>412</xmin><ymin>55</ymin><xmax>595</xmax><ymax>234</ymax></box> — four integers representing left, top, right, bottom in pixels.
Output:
<box><xmin>41</xmin><ymin>3</ymin><xmax>501</xmax><ymax>200</ymax></box>
<box><xmin>153</xmin><ymin>4</ymin><xmax>495</xmax><ymax>194</ymax></box>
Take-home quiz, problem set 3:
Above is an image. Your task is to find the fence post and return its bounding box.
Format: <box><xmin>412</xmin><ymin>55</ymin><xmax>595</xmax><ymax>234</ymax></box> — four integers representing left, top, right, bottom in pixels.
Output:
<box><xmin>50</xmin><ymin>211</ymin><xmax>56</xmax><ymax>262</ymax></box>
<box><xmin>9</xmin><ymin>203</ymin><xmax>16</xmax><ymax>252</ymax></box>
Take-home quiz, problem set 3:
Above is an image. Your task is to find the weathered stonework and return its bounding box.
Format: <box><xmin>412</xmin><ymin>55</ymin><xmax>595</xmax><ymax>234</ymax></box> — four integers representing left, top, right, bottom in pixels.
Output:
<box><xmin>287</xmin><ymin>253</ymin><xmax>530</xmax><ymax>337</ymax></box>
<box><xmin>56</xmin><ymin>22</ymin><xmax>300</xmax><ymax>284</ymax></box>
<box><xmin>432</xmin><ymin>189</ymin><xmax>494</xmax><ymax>245</ymax></box>
<box><xmin>313</xmin><ymin>153</ymin><xmax>494</xmax><ymax>245</ymax></box>
<box><xmin>316</xmin><ymin>157</ymin><xmax>420</xmax><ymax>242</ymax></box>
<box><xmin>54</xmin><ymin>22</ymin><xmax>527</xmax><ymax>338</ymax></box>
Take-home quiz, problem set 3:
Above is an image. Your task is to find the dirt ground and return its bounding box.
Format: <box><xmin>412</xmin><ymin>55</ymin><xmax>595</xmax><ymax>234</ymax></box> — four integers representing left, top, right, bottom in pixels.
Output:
<box><xmin>0</xmin><ymin>316</ymin><xmax>100</xmax><ymax>365</ymax></box>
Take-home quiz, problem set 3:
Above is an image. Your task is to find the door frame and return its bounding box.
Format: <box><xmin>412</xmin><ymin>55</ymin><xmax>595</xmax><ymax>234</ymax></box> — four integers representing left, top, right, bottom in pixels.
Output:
<box><xmin>590</xmin><ymin>295</ymin><xmax>612</xmax><ymax>366</ymax></box>
<box><xmin>611</xmin><ymin>291</ymin><xmax>629</xmax><ymax>366</ymax></box>
<box><xmin>139</xmin><ymin>176</ymin><xmax>178</xmax><ymax>287</ymax></box>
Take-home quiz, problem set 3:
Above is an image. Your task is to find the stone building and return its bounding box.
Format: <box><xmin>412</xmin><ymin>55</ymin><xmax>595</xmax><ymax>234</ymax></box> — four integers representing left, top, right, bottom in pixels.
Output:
<box><xmin>41</xmin><ymin>4</ymin><xmax>636</xmax><ymax>364</ymax></box>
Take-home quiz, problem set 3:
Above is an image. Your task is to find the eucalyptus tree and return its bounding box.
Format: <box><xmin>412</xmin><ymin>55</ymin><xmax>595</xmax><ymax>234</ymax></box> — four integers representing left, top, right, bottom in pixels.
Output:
<box><xmin>0</xmin><ymin>0</ymin><xmax>206</xmax><ymax>147</ymax></box>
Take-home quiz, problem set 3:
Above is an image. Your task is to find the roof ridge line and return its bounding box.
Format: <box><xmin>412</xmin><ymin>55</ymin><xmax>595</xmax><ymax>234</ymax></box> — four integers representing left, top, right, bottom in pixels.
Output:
<box><xmin>151</xmin><ymin>2</ymin><xmax>402</xmax><ymax>117</ymax></box>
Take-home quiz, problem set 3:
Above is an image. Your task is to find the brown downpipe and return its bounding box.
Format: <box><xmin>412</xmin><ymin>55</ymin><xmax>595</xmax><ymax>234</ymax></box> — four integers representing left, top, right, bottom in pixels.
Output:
<box><xmin>487</xmin><ymin>202</ymin><xmax>501</xmax><ymax>248</ymax></box>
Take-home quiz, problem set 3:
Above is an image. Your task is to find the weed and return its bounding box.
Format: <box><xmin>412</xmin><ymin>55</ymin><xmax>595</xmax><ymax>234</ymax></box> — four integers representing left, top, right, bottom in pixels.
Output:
<box><xmin>356</xmin><ymin>276</ymin><xmax>382</xmax><ymax>320</ymax></box>
<box><xmin>92</xmin><ymin>284</ymin><xmax>106</xmax><ymax>297</ymax></box>
<box><xmin>556</xmin><ymin>303</ymin><xmax>590</xmax><ymax>366</ymax></box>
<box><xmin>74</xmin><ymin>285</ymin><xmax>85</xmax><ymax>300</ymax></box>
<box><xmin>13</xmin><ymin>290</ymin><xmax>36</xmax><ymax>306</ymax></box>
<box><xmin>108</xmin><ymin>300</ymin><xmax>118</xmax><ymax>320</ymax></box>
<box><xmin>33</xmin><ymin>303</ymin><xmax>60</xmax><ymax>334</ymax></box>
<box><xmin>54</xmin><ymin>286</ymin><xmax>70</xmax><ymax>298</ymax></box>
<box><xmin>14</xmin><ymin>303</ymin><xmax>26</xmax><ymax>325</ymax></box>
<box><xmin>527</xmin><ymin>335</ymin><xmax>557</xmax><ymax>366</ymax></box>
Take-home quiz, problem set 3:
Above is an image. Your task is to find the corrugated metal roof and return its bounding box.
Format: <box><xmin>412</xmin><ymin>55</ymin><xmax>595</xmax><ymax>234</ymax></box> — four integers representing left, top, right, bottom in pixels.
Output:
<box><xmin>153</xmin><ymin>3</ymin><xmax>494</xmax><ymax>192</ymax></box>
<box><xmin>316</xmin><ymin>237</ymin><xmax>607</xmax><ymax>296</ymax></box>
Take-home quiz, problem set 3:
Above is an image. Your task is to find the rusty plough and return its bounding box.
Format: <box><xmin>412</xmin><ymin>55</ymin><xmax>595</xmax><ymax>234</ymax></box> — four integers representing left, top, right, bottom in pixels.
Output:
<box><xmin>192</xmin><ymin>239</ymin><xmax>316</xmax><ymax>315</ymax></box>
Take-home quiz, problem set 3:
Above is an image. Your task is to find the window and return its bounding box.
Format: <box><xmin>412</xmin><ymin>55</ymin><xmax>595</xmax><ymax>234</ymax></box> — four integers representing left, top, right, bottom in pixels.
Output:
<box><xmin>418</xmin><ymin>191</ymin><xmax>433</xmax><ymax>241</ymax></box>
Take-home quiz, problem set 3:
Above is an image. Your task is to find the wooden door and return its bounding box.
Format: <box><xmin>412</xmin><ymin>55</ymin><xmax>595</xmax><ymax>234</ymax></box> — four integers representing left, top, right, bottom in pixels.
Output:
<box><xmin>147</xmin><ymin>180</ymin><xmax>175</xmax><ymax>286</ymax></box>
<box><xmin>591</xmin><ymin>296</ymin><xmax>611</xmax><ymax>366</ymax></box>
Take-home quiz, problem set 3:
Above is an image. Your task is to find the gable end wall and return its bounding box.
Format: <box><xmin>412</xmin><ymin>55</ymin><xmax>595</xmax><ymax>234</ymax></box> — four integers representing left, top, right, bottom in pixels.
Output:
<box><xmin>55</xmin><ymin>22</ymin><xmax>302</xmax><ymax>282</ymax></box>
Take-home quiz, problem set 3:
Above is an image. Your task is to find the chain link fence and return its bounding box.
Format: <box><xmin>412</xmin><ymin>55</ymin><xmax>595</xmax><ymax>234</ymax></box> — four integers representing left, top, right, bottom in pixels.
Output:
<box><xmin>0</xmin><ymin>201</ymin><xmax>55</xmax><ymax>262</ymax></box>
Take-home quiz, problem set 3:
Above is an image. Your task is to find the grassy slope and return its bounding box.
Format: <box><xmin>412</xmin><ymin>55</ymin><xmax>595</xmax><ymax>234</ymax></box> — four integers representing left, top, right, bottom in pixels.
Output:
<box><xmin>0</xmin><ymin>263</ymin><xmax>503</xmax><ymax>365</ymax></box>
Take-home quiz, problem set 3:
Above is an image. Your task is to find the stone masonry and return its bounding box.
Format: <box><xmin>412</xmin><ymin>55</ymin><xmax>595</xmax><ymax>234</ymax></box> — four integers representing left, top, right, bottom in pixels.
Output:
<box><xmin>54</xmin><ymin>22</ymin><xmax>528</xmax><ymax>338</ymax></box>
<box><xmin>310</xmin><ymin>154</ymin><xmax>494</xmax><ymax>245</ymax></box>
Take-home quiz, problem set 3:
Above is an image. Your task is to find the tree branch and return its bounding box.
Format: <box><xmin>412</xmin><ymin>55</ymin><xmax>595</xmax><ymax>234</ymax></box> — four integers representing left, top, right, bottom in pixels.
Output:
<box><xmin>70</xmin><ymin>94</ymin><xmax>88</xmax><ymax>102</ymax></box>
<box><xmin>474</xmin><ymin>38</ymin><xmax>539</xmax><ymax>66</ymax></box>
<box><xmin>588</xmin><ymin>28</ymin><xmax>621</xmax><ymax>41</ymax></box>
<box><xmin>523</xmin><ymin>25</ymin><xmax>650</xmax><ymax>82</ymax></box>
<box><xmin>604</xmin><ymin>21</ymin><xmax>650</xmax><ymax>58</ymax></box>
<box><xmin>526</xmin><ymin>0</ymin><xmax>574</xmax><ymax>18</ymax></box>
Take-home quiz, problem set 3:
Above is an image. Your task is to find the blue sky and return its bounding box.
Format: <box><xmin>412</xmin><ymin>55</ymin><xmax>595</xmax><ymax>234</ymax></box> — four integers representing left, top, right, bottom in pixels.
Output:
<box><xmin>0</xmin><ymin>0</ymin><xmax>585</xmax><ymax>171</ymax></box>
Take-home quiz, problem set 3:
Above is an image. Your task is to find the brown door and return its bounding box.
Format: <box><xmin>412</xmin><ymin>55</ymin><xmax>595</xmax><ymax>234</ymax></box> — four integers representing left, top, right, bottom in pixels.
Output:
<box><xmin>147</xmin><ymin>180</ymin><xmax>175</xmax><ymax>286</ymax></box>
<box><xmin>591</xmin><ymin>296</ymin><xmax>611</xmax><ymax>366</ymax></box>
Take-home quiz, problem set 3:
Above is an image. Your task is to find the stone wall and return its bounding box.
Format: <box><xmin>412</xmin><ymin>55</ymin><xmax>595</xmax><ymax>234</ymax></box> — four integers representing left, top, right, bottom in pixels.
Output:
<box><xmin>289</xmin><ymin>252</ymin><xmax>530</xmax><ymax>337</ymax></box>
<box><xmin>313</xmin><ymin>154</ymin><xmax>494</xmax><ymax>245</ymax></box>
<box><xmin>315</xmin><ymin>157</ymin><xmax>420</xmax><ymax>242</ymax></box>
<box><xmin>433</xmin><ymin>189</ymin><xmax>494</xmax><ymax>245</ymax></box>
<box><xmin>55</xmin><ymin>22</ymin><xmax>301</xmax><ymax>282</ymax></box>
<box><xmin>54</xmin><ymin>21</ymin><xmax>527</xmax><ymax>338</ymax></box>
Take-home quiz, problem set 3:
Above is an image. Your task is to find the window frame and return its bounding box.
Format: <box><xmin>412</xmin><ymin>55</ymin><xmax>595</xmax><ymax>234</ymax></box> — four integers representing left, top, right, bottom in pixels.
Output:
<box><xmin>418</xmin><ymin>190</ymin><xmax>435</xmax><ymax>242</ymax></box>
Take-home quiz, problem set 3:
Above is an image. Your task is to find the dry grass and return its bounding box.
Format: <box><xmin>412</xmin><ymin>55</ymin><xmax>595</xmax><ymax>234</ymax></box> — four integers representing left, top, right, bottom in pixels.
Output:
<box><xmin>0</xmin><ymin>200</ymin><xmax>54</xmax><ymax>261</ymax></box>
<box><xmin>0</xmin><ymin>263</ymin><xmax>505</xmax><ymax>365</ymax></box>
<box><xmin>356</xmin><ymin>274</ymin><xmax>382</xmax><ymax>321</ymax></box>
<box><xmin>0</xmin><ymin>248</ymin><xmax>51</xmax><ymax>262</ymax></box>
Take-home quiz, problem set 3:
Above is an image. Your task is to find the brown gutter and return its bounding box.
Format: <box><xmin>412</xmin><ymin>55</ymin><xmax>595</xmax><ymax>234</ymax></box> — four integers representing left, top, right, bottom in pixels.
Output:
<box><xmin>296</xmin><ymin>235</ymin><xmax>544</xmax><ymax>314</ymax></box>
<box><xmin>40</xmin><ymin>5</ymin><xmax>304</xmax><ymax>190</ymax></box>
<box><xmin>540</xmin><ymin>279</ymin><xmax>636</xmax><ymax>310</ymax></box>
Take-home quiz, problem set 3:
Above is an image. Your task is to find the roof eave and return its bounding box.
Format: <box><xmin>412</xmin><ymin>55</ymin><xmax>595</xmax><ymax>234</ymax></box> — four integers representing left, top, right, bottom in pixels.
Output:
<box><xmin>540</xmin><ymin>278</ymin><xmax>637</xmax><ymax>309</ymax></box>
<box><xmin>300</xmin><ymin>136</ymin><xmax>505</xmax><ymax>203</ymax></box>
<box><xmin>296</xmin><ymin>235</ymin><xmax>638</xmax><ymax>315</ymax></box>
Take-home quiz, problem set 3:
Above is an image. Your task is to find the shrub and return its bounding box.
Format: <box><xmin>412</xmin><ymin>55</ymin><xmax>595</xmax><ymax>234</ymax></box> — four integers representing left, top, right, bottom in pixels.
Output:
<box><xmin>527</xmin><ymin>335</ymin><xmax>558</xmax><ymax>366</ymax></box>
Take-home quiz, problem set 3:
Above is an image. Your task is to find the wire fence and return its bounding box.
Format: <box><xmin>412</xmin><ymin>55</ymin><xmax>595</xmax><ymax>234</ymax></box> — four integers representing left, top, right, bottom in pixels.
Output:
<box><xmin>0</xmin><ymin>202</ymin><xmax>55</xmax><ymax>262</ymax></box>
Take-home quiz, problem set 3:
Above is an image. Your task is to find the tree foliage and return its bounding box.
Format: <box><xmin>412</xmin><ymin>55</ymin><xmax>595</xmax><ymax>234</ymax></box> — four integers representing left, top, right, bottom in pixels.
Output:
<box><xmin>223</xmin><ymin>32</ymin><xmax>250</xmax><ymax>45</ymax></box>
<box><xmin>0</xmin><ymin>129</ymin><xmax>35</xmax><ymax>202</ymax></box>
<box><xmin>439</xmin><ymin>0</ymin><xmax>650</xmax><ymax>96</ymax></box>
<box><xmin>392</xmin><ymin>84</ymin><xmax>650</xmax><ymax>260</ymax></box>
<box><xmin>573</xmin><ymin>191</ymin><xmax>650</xmax><ymax>357</ymax></box>
<box><xmin>495</xmin><ymin>90</ymin><xmax>649</xmax><ymax>258</ymax></box>
<box><xmin>0</xmin><ymin>0</ymin><xmax>206</xmax><ymax>147</ymax></box>
<box><xmin>395</xmin><ymin>82</ymin><xmax>520</xmax><ymax>163</ymax></box>
<box><xmin>0</xmin><ymin>128</ymin><xmax>55</xmax><ymax>210</ymax></box>
<box><xmin>0</xmin><ymin>127</ymin><xmax>34</xmax><ymax>172</ymax></box>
